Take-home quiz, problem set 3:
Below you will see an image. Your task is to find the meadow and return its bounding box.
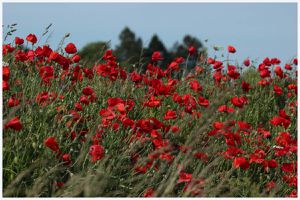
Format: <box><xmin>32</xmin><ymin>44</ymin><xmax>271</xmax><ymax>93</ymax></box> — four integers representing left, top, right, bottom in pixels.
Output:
<box><xmin>2</xmin><ymin>32</ymin><xmax>297</xmax><ymax>197</ymax></box>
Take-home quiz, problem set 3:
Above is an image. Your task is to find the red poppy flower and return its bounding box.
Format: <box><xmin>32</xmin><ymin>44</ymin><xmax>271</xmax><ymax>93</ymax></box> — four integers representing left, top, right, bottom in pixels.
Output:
<box><xmin>151</xmin><ymin>51</ymin><xmax>163</xmax><ymax>62</ymax></box>
<box><xmin>82</xmin><ymin>86</ymin><xmax>94</xmax><ymax>96</ymax></box>
<box><xmin>218</xmin><ymin>105</ymin><xmax>235</xmax><ymax>113</ymax></box>
<box><xmin>36</xmin><ymin>91</ymin><xmax>49</xmax><ymax>106</ymax></box>
<box><xmin>274</xmin><ymin>66</ymin><xmax>284</xmax><ymax>78</ymax></box>
<box><xmin>258</xmin><ymin>79</ymin><xmax>269</xmax><ymax>86</ymax></box>
<box><xmin>3</xmin><ymin>80</ymin><xmax>9</xmax><ymax>91</ymax></box>
<box><xmin>107</xmin><ymin>97</ymin><xmax>123</xmax><ymax>107</ymax></box>
<box><xmin>83</xmin><ymin>68</ymin><xmax>94</xmax><ymax>79</ymax></box>
<box><xmin>79</xmin><ymin>95</ymin><xmax>90</xmax><ymax>105</ymax></box>
<box><xmin>135</xmin><ymin>165</ymin><xmax>148</xmax><ymax>174</ymax></box>
<box><xmin>112</xmin><ymin>122</ymin><xmax>120</xmax><ymax>131</ymax></box>
<box><xmin>260</xmin><ymin>69</ymin><xmax>271</xmax><ymax>78</ymax></box>
<box><xmin>102</xmin><ymin>49</ymin><xmax>116</xmax><ymax>61</ymax></box>
<box><xmin>237</xmin><ymin>121</ymin><xmax>251</xmax><ymax>131</ymax></box>
<box><xmin>54</xmin><ymin>182</ymin><xmax>65</xmax><ymax>187</ymax></box>
<box><xmin>257</xmin><ymin>128</ymin><xmax>271</xmax><ymax>138</ymax></box>
<box><xmin>249</xmin><ymin>149</ymin><xmax>265</xmax><ymax>164</ymax></box>
<box><xmin>223</xmin><ymin>147</ymin><xmax>244</xmax><ymax>159</ymax></box>
<box><xmin>89</xmin><ymin>144</ymin><xmax>105</xmax><ymax>162</ymax></box>
<box><xmin>130</xmin><ymin>71</ymin><xmax>142</xmax><ymax>83</ymax></box>
<box><xmin>26</xmin><ymin>33</ymin><xmax>37</xmax><ymax>44</ymax></box>
<box><xmin>64</xmin><ymin>43</ymin><xmax>77</xmax><ymax>54</ymax></box>
<box><xmin>164</xmin><ymin>110</ymin><xmax>177</xmax><ymax>120</ymax></box>
<box><xmin>198</xmin><ymin>97</ymin><xmax>209</xmax><ymax>107</ymax></box>
<box><xmin>8</xmin><ymin>96</ymin><xmax>20</xmax><ymax>107</ymax></box>
<box><xmin>99</xmin><ymin>108</ymin><xmax>116</xmax><ymax>120</ymax></box>
<box><xmin>293</xmin><ymin>58</ymin><xmax>298</xmax><ymax>65</ymax></box>
<box><xmin>71</xmin><ymin>54</ymin><xmax>81</xmax><ymax>63</ymax></box>
<box><xmin>39</xmin><ymin>66</ymin><xmax>54</xmax><ymax>83</ymax></box>
<box><xmin>265</xmin><ymin>181</ymin><xmax>275</xmax><ymax>192</ymax></box>
<box><xmin>270</xmin><ymin>116</ymin><xmax>285</xmax><ymax>128</ymax></box>
<box><xmin>262</xmin><ymin>57</ymin><xmax>271</xmax><ymax>66</ymax></box>
<box><xmin>276</xmin><ymin>132</ymin><xmax>292</xmax><ymax>147</ymax></box>
<box><xmin>152</xmin><ymin>139</ymin><xmax>169</xmax><ymax>149</ymax></box>
<box><xmin>3</xmin><ymin>66</ymin><xmax>10</xmax><ymax>81</ymax></box>
<box><xmin>228</xmin><ymin>45</ymin><xmax>236</xmax><ymax>53</ymax></box>
<box><xmin>194</xmin><ymin>152</ymin><xmax>209</xmax><ymax>162</ymax></box>
<box><xmin>241</xmin><ymin>81</ymin><xmax>251</xmax><ymax>93</ymax></box>
<box><xmin>44</xmin><ymin>137</ymin><xmax>60</xmax><ymax>152</ymax></box>
<box><xmin>271</xmin><ymin>58</ymin><xmax>281</xmax><ymax>65</ymax></box>
<box><xmin>15</xmin><ymin>37</ymin><xmax>24</xmax><ymax>45</ymax></box>
<box><xmin>144</xmin><ymin>96</ymin><xmax>161</xmax><ymax>108</ymax></box>
<box><xmin>143</xmin><ymin>188</ymin><xmax>155</xmax><ymax>197</ymax></box>
<box><xmin>195</xmin><ymin>66</ymin><xmax>204</xmax><ymax>74</ymax></box>
<box><xmin>233</xmin><ymin>157</ymin><xmax>250</xmax><ymax>170</ymax></box>
<box><xmin>266</xmin><ymin>159</ymin><xmax>278</xmax><ymax>168</ymax></box>
<box><xmin>160</xmin><ymin>152</ymin><xmax>174</xmax><ymax>163</ymax></box>
<box><xmin>189</xmin><ymin>80</ymin><xmax>202</xmax><ymax>92</ymax></box>
<box><xmin>150</xmin><ymin>130</ymin><xmax>162</xmax><ymax>139</ymax></box>
<box><xmin>213</xmin><ymin>61</ymin><xmax>223</xmax><ymax>70</ymax></box>
<box><xmin>48</xmin><ymin>51</ymin><xmax>59</xmax><ymax>62</ymax></box>
<box><xmin>270</xmin><ymin>109</ymin><xmax>291</xmax><ymax>129</ymax></box>
<box><xmin>213</xmin><ymin>71</ymin><xmax>223</xmax><ymax>83</ymax></box>
<box><xmin>188</xmin><ymin>46</ymin><xmax>197</xmax><ymax>55</ymax></box>
<box><xmin>281</xmin><ymin>163</ymin><xmax>296</xmax><ymax>173</ymax></box>
<box><xmin>62</xmin><ymin>154</ymin><xmax>72</xmax><ymax>165</ymax></box>
<box><xmin>285</xmin><ymin>64</ymin><xmax>292</xmax><ymax>70</ymax></box>
<box><xmin>273</xmin><ymin>85</ymin><xmax>283</xmax><ymax>96</ymax></box>
<box><xmin>121</xmin><ymin>118</ymin><xmax>134</xmax><ymax>128</ymax></box>
<box><xmin>74</xmin><ymin>102</ymin><xmax>83</xmax><ymax>111</ymax></box>
<box><xmin>286</xmin><ymin>190</ymin><xmax>297</xmax><ymax>198</ymax></box>
<box><xmin>207</xmin><ymin>57</ymin><xmax>215</xmax><ymax>64</ymax></box>
<box><xmin>243</xmin><ymin>58</ymin><xmax>250</xmax><ymax>66</ymax></box>
<box><xmin>3</xmin><ymin>44</ymin><xmax>15</xmax><ymax>55</ymax></box>
<box><xmin>5</xmin><ymin>117</ymin><xmax>23</xmax><ymax>131</ymax></box>
<box><xmin>34</xmin><ymin>45</ymin><xmax>52</xmax><ymax>57</ymax></box>
<box><xmin>171</xmin><ymin>125</ymin><xmax>179</xmax><ymax>133</ymax></box>
<box><xmin>168</xmin><ymin>61</ymin><xmax>179</xmax><ymax>71</ymax></box>
<box><xmin>178</xmin><ymin>172</ymin><xmax>192</xmax><ymax>183</ymax></box>
<box><xmin>27</xmin><ymin>50</ymin><xmax>35</xmax><ymax>61</ymax></box>
<box><xmin>231</xmin><ymin>96</ymin><xmax>248</xmax><ymax>108</ymax></box>
<box><xmin>227</xmin><ymin>65</ymin><xmax>240</xmax><ymax>80</ymax></box>
<box><xmin>213</xmin><ymin>122</ymin><xmax>224</xmax><ymax>130</ymax></box>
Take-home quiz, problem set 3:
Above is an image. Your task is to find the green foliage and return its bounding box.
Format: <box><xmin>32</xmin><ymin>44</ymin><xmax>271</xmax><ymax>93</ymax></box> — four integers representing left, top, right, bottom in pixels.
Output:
<box><xmin>115</xmin><ymin>27</ymin><xmax>143</xmax><ymax>65</ymax></box>
<box><xmin>78</xmin><ymin>27</ymin><xmax>206</xmax><ymax>70</ymax></box>
<box><xmin>79</xmin><ymin>41</ymin><xmax>110</xmax><ymax>67</ymax></box>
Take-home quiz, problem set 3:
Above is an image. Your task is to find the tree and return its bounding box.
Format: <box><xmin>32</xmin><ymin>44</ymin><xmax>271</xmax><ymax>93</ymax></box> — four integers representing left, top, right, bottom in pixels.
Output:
<box><xmin>79</xmin><ymin>41</ymin><xmax>110</xmax><ymax>67</ymax></box>
<box><xmin>144</xmin><ymin>34</ymin><xmax>171</xmax><ymax>68</ymax></box>
<box><xmin>183</xmin><ymin>35</ymin><xmax>203</xmax><ymax>49</ymax></box>
<box><xmin>115</xmin><ymin>27</ymin><xmax>143</xmax><ymax>65</ymax></box>
<box><xmin>173</xmin><ymin>34</ymin><xmax>204</xmax><ymax>58</ymax></box>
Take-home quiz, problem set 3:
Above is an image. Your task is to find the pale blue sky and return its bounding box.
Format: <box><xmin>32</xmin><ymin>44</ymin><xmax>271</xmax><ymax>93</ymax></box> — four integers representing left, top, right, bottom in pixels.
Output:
<box><xmin>3</xmin><ymin>3</ymin><xmax>298</xmax><ymax>63</ymax></box>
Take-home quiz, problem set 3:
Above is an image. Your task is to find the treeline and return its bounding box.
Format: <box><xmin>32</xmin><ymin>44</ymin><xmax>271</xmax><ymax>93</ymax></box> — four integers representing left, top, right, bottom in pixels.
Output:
<box><xmin>79</xmin><ymin>27</ymin><xmax>207</xmax><ymax>69</ymax></box>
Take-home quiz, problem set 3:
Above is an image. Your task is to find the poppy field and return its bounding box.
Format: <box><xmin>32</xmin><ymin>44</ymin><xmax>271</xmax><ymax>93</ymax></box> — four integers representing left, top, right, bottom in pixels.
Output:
<box><xmin>2</xmin><ymin>33</ymin><xmax>298</xmax><ymax>197</ymax></box>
